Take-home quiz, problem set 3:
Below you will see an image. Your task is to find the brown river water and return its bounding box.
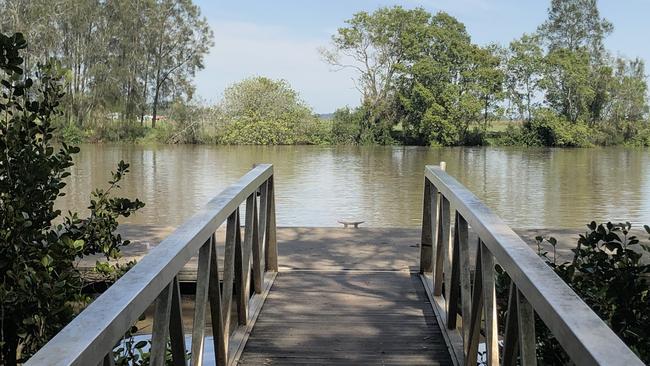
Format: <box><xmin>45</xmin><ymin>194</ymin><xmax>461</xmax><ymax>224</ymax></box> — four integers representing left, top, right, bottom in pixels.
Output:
<box><xmin>56</xmin><ymin>144</ymin><xmax>650</xmax><ymax>229</ymax></box>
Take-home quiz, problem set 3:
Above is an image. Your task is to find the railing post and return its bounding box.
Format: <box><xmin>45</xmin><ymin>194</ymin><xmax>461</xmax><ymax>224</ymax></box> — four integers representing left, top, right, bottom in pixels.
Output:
<box><xmin>466</xmin><ymin>239</ymin><xmax>483</xmax><ymax>364</ymax></box>
<box><xmin>481</xmin><ymin>242</ymin><xmax>499</xmax><ymax>365</ymax></box>
<box><xmin>502</xmin><ymin>282</ymin><xmax>519</xmax><ymax>366</ymax></box>
<box><xmin>517</xmin><ymin>290</ymin><xmax>537</xmax><ymax>365</ymax></box>
<box><xmin>264</xmin><ymin>176</ymin><xmax>278</xmax><ymax>272</ymax></box>
<box><xmin>433</xmin><ymin>163</ymin><xmax>448</xmax><ymax>296</ymax></box>
<box><xmin>420</xmin><ymin>179</ymin><xmax>433</xmax><ymax>273</ymax></box>
<box><xmin>446</xmin><ymin>211</ymin><xmax>462</xmax><ymax>329</ymax></box>
<box><xmin>190</xmin><ymin>237</ymin><xmax>213</xmax><ymax>366</ymax></box>
<box><xmin>150</xmin><ymin>281</ymin><xmax>173</xmax><ymax>366</ymax></box>
<box><xmin>234</xmin><ymin>206</ymin><xmax>248</xmax><ymax>325</ymax></box>
<box><xmin>249</xmin><ymin>190</ymin><xmax>263</xmax><ymax>294</ymax></box>
<box><xmin>208</xmin><ymin>233</ymin><xmax>226</xmax><ymax>366</ymax></box>
<box><xmin>220</xmin><ymin>209</ymin><xmax>239</xmax><ymax>362</ymax></box>
<box><xmin>169</xmin><ymin>277</ymin><xmax>187</xmax><ymax>366</ymax></box>
<box><xmin>420</xmin><ymin>180</ymin><xmax>439</xmax><ymax>273</ymax></box>
<box><xmin>457</xmin><ymin>214</ymin><xmax>471</xmax><ymax>347</ymax></box>
<box><xmin>258</xmin><ymin>180</ymin><xmax>269</xmax><ymax>273</ymax></box>
<box><xmin>434</xmin><ymin>195</ymin><xmax>450</xmax><ymax>297</ymax></box>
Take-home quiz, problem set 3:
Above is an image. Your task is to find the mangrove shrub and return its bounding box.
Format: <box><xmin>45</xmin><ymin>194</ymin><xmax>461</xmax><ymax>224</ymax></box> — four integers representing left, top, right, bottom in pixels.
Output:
<box><xmin>0</xmin><ymin>33</ymin><xmax>143</xmax><ymax>365</ymax></box>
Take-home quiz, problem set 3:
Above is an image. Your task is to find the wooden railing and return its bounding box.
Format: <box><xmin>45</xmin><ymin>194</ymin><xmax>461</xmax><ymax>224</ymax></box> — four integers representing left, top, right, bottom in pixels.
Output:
<box><xmin>27</xmin><ymin>164</ymin><xmax>278</xmax><ymax>366</ymax></box>
<box><xmin>419</xmin><ymin>163</ymin><xmax>643</xmax><ymax>366</ymax></box>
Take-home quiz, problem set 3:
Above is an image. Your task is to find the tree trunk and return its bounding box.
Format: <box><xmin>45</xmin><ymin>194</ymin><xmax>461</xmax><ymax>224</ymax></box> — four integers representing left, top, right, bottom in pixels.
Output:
<box><xmin>140</xmin><ymin>55</ymin><xmax>150</xmax><ymax>126</ymax></box>
<box><xmin>152</xmin><ymin>85</ymin><xmax>160</xmax><ymax>129</ymax></box>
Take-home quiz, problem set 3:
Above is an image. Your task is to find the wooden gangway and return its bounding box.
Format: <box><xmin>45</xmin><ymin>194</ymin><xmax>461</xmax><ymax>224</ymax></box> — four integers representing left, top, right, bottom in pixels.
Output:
<box><xmin>27</xmin><ymin>164</ymin><xmax>644</xmax><ymax>366</ymax></box>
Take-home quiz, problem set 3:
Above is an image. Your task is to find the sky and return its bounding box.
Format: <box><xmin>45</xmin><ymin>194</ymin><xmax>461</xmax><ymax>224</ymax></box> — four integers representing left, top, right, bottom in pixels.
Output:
<box><xmin>193</xmin><ymin>0</ymin><xmax>650</xmax><ymax>114</ymax></box>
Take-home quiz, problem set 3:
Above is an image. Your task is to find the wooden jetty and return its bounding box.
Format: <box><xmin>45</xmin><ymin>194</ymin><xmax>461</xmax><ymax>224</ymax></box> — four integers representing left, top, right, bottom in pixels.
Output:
<box><xmin>27</xmin><ymin>164</ymin><xmax>644</xmax><ymax>366</ymax></box>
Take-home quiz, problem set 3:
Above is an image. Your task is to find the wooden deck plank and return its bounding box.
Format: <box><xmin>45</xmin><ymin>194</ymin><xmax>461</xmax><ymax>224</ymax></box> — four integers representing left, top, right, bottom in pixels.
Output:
<box><xmin>237</xmin><ymin>271</ymin><xmax>452</xmax><ymax>365</ymax></box>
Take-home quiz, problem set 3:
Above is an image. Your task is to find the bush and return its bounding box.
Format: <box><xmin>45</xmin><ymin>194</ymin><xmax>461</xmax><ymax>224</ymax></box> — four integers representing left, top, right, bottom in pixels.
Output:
<box><xmin>58</xmin><ymin>123</ymin><xmax>85</xmax><ymax>144</ymax></box>
<box><xmin>496</xmin><ymin>222</ymin><xmax>650</xmax><ymax>364</ymax></box>
<box><xmin>525</xmin><ymin>109</ymin><xmax>592</xmax><ymax>147</ymax></box>
<box><xmin>213</xmin><ymin>77</ymin><xmax>329</xmax><ymax>145</ymax></box>
<box><xmin>0</xmin><ymin>32</ymin><xmax>144</xmax><ymax>364</ymax></box>
<box><xmin>553</xmin><ymin>222</ymin><xmax>650</xmax><ymax>362</ymax></box>
<box><xmin>84</xmin><ymin>118</ymin><xmax>148</xmax><ymax>142</ymax></box>
<box><xmin>487</xmin><ymin>123</ymin><xmax>542</xmax><ymax>146</ymax></box>
<box><xmin>330</xmin><ymin>107</ymin><xmax>362</xmax><ymax>144</ymax></box>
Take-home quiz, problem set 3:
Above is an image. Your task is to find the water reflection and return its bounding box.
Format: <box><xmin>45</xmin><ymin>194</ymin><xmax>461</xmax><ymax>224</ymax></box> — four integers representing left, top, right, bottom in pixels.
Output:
<box><xmin>57</xmin><ymin>145</ymin><xmax>650</xmax><ymax>228</ymax></box>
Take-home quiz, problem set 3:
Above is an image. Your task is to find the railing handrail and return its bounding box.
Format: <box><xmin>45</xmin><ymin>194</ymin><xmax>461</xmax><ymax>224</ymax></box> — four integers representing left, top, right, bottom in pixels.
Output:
<box><xmin>27</xmin><ymin>164</ymin><xmax>277</xmax><ymax>366</ymax></box>
<box><xmin>421</xmin><ymin>164</ymin><xmax>643</xmax><ymax>366</ymax></box>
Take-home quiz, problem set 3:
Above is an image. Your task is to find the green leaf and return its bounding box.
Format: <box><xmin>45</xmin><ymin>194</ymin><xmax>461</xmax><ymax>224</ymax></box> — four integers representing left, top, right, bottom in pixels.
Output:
<box><xmin>41</xmin><ymin>255</ymin><xmax>53</xmax><ymax>268</ymax></box>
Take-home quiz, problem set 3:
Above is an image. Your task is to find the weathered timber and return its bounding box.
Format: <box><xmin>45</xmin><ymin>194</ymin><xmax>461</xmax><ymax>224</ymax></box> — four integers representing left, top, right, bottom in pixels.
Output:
<box><xmin>238</xmin><ymin>271</ymin><xmax>453</xmax><ymax>366</ymax></box>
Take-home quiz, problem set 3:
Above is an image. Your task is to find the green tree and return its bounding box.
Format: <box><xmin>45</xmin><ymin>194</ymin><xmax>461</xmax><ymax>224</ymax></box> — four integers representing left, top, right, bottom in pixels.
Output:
<box><xmin>0</xmin><ymin>33</ymin><xmax>143</xmax><ymax>364</ymax></box>
<box><xmin>537</xmin><ymin>0</ymin><xmax>616</xmax><ymax>126</ymax></box>
<box><xmin>395</xmin><ymin>12</ymin><xmax>501</xmax><ymax>145</ymax></box>
<box><xmin>474</xmin><ymin>44</ymin><xmax>506</xmax><ymax>130</ymax></box>
<box><xmin>148</xmin><ymin>0</ymin><xmax>213</xmax><ymax>128</ymax></box>
<box><xmin>606</xmin><ymin>58</ymin><xmax>649</xmax><ymax>138</ymax></box>
<box><xmin>505</xmin><ymin>34</ymin><xmax>544</xmax><ymax>122</ymax></box>
<box><xmin>215</xmin><ymin>77</ymin><xmax>325</xmax><ymax>145</ymax></box>
<box><xmin>540</xmin><ymin>48</ymin><xmax>595</xmax><ymax>123</ymax></box>
<box><xmin>537</xmin><ymin>0</ymin><xmax>612</xmax><ymax>60</ymax></box>
<box><xmin>320</xmin><ymin>6</ymin><xmax>432</xmax><ymax>143</ymax></box>
<box><xmin>330</xmin><ymin>106</ymin><xmax>363</xmax><ymax>144</ymax></box>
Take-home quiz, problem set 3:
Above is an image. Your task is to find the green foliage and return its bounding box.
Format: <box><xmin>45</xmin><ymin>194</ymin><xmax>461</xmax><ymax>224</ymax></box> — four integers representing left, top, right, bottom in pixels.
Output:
<box><xmin>215</xmin><ymin>77</ymin><xmax>328</xmax><ymax>145</ymax></box>
<box><xmin>553</xmin><ymin>222</ymin><xmax>650</xmax><ymax>362</ymax></box>
<box><xmin>58</xmin><ymin>123</ymin><xmax>85</xmax><ymax>144</ymax></box>
<box><xmin>395</xmin><ymin>12</ymin><xmax>505</xmax><ymax>146</ymax></box>
<box><xmin>321</xmin><ymin>6</ymin><xmax>433</xmax><ymax>144</ymax></box>
<box><xmin>524</xmin><ymin>108</ymin><xmax>592</xmax><ymax>147</ymax></box>
<box><xmin>496</xmin><ymin>222</ymin><xmax>650</xmax><ymax>363</ymax></box>
<box><xmin>541</xmin><ymin>48</ymin><xmax>595</xmax><ymax>123</ymax></box>
<box><xmin>77</xmin><ymin>114</ymin><xmax>149</xmax><ymax>143</ymax></box>
<box><xmin>330</xmin><ymin>107</ymin><xmax>362</xmax><ymax>144</ymax></box>
<box><xmin>537</xmin><ymin>0</ymin><xmax>613</xmax><ymax>58</ymax></box>
<box><xmin>487</xmin><ymin>124</ymin><xmax>541</xmax><ymax>146</ymax></box>
<box><xmin>505</xmin><ymin>34</ymin><xmax>544</xmax><ymax>122</ymax></box>
<box><xmin>0</xmin><ymin>0</ymin><xmax>213</xmax><ymax>129</ymax></box>
<box><xmin>112</xmin><ymin>323</ymin><xmax>189</xmax><ymax>366</ymax></box>
<box><xmin>0</xmin><ymin>33</ymin><xmax>143</xmax><ymax>364</ymax></box>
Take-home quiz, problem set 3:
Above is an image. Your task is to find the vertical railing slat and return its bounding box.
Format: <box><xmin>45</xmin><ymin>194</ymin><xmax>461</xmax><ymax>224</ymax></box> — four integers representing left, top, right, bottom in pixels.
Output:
<box><xmin>420</xmin><ymin>180</ymin><xmax>437</xmax><ymax>273</ymax></box>
<box><xmin>264</xmin><ymin>176</ymin><xmax>278</xmax><ymax>272</ymax></box>
<box><xmin>249</xmin><ymin>190</ymin><xmax>263</xmax><ymax>294</ymax></box>
<box><xmin>517</xmin><ymin>290</ymin><xmax>537</xmax><ymax>366</ymax></box>
<box><xmin>258</xmin><ymin>180</ymin><xmax>269</xmax><ymax>273</ymax></box>
<box><xmin>466</xmin><ymin>239</ymin><xmax>484</xmax><ymax>364</ymax></box>
<box><xmin>446</xmin><ymin>211</ymin><xmax>461</xmax><ymax>329</ymax></box>
<box><xmin>501</xmin><ymin>282</ymin><xmax>519</xmax><ymax>366</ymax></box>
<box><xmin>434</xmin><ymin>196</ymin><xmax>451</xmax><ymax>296</ymax></box>
<box><xmin>457</xmin><ymin>214</ymin><xmax>472</xmax><ymax>348</ymax></box>
<box><xmin>150</xmin><ymin>281</ymin><xmax>173</xmax><ymax>366</ymax></box>
<box><xmin>207</xmin><ymin>233</ymin><xmax>226</xmax><ymax>366</ymax></box>
<box><xmin>220</xmin><ymin>209</ymin><xmax>239</xmax><ymax>358</ymax></box>
<box><xmin>420</xmin><ymin>179</ymin><xmax>433</xmax><ymax>273</ymax></box>
<box><xmin>169</xmin><ymin>277</ymin><xmax>187</xmax><ymax>366</ymax></box>
<box><xmin>234</xmin><ymin>208</ymin><xmax>247</xmax><ymax>325</ymax></box>
<box><xmin>190</xmin><ymin>238</ymin><xmax>212</xmax><ymax>366</ymax></box>
<box><xmin>481</xmin><ymin>242</ymin><xmax>499</xmax><ymax>365</ymax></box>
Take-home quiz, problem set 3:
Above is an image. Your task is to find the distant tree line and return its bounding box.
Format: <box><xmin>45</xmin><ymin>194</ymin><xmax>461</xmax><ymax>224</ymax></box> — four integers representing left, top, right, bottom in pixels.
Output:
<box><xmin>323</xmin><ymin>0</ymin><xmax>650</xmax><ymax>147</ymax></box>
<box><xmin>1</xmin><ymin>0</ymin><xmax>647</xmax><ymax>147</ymax></box>
<box><xmin>0</xmin><ymin>0</ymin><xmax>213</xmax><ymax>130</ymax></box>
